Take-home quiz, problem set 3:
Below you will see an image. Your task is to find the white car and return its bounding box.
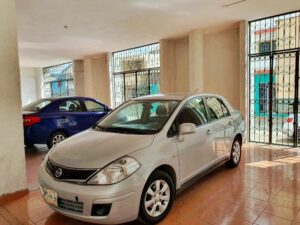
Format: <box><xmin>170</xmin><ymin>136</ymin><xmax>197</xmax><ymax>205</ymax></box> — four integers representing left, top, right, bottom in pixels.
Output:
<box><xmin>39</xmin><ymin>93</ymin><xmax>245</xmax><ymax>224</ymax></box>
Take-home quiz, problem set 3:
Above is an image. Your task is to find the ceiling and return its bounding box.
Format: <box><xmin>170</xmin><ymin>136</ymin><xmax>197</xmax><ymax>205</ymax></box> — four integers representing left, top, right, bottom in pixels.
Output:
<box><xmin>16</xmin><ymin>0</ymin><xmax>300</xmax><ymax>67</ymax></box>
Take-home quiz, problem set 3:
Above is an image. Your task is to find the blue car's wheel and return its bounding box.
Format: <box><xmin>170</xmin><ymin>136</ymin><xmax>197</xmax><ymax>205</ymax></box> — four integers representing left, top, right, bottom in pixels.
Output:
<box><xmin>47</xmin><ymin>131</ymin><xmax>67</xmax><ymax>150</ymax></box>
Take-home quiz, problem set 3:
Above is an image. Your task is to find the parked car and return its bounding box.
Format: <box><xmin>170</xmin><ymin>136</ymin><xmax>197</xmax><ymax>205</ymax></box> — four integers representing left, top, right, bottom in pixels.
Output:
<box><xmin>23</xmin><ymin>97</ymin><xmax>110</xmax><ymax>149</ymax></box>
<box><xmin>39</xmin><ymin>93</ymin><xmax>245</xmax><ymax>224</ymax></box>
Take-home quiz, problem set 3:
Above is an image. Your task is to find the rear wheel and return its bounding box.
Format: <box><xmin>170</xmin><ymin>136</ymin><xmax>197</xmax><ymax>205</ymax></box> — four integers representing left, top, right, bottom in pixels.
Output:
<box><xmin>47</xmin><ymin>131</ymin><xmax>67</xmax><ymax>149</ymax></box>
<box><xmin>226</xmin><ymin>137</ymin><xmax>242</xmax><ymax>168</ymax></box>
<box><xmin>139</xmin><ymin>170</ymin><xmax>175</xmax><ymax>224</ymax></box>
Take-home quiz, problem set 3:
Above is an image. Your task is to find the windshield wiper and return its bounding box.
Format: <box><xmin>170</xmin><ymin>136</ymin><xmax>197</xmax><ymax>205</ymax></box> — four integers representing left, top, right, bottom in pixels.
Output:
<box><xmin>94</xmin><ymin>125</ymin><xmax>153</xmax><ymax>135</ymax></box>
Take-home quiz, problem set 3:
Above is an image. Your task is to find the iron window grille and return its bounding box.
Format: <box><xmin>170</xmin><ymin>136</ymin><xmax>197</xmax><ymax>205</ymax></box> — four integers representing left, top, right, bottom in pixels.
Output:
<box><xmin>43</xmin><ymin>62</ymin><xmax>74</xmax><ymax>98</ymax></box>
<box><xmin>248</xmin><ymin>10</ymin><xmax>300</xmax><ymax>146</ymax></box>
<box><xmin>112</xmin><ymin>43</ymin><xmax>160</xmax><ymax>107</ymax></box>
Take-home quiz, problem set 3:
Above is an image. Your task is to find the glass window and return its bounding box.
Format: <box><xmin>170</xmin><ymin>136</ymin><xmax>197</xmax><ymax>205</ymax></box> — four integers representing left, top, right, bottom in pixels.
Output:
<box><xmin>177</xmin><ymin>98</ymin><xmax>208</xmax><ymax>127</ymax></box>
<box><xmin>43</xmin><ymin>62</ymin><xmax>74</xmax><ymax>98</ymax></box>
<box><xmin>95</xmin><ymin>100</ymin><xmax>179</xmax><ymax>134</ymax></box>
<box><xmin>205</xmin><ymin>97</ymin><xmax>229</xmax><ymax>120</ymax></box>
<box><xmin>22</xmin><ymin>99</ymin><xmax>53</xmax><ymax>112</ymax></box>
<box><xmin>84</xmin><ymin>100</ymin><xmax>105</xmax><ymax>112</ymax></box>
<box><xmin>112</xmin><ymin>43</ymin><xmax>160</xmax><ymax>107</ymax></box>
<box><xmin>59</xmin><ymin>100</ymin><xmax>82</xmax><ymax>112</ymax></box>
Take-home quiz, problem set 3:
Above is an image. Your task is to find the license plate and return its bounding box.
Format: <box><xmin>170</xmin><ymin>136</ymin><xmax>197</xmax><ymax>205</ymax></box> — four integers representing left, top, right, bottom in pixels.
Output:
<box><xmin>42</xmin><ymin>186</ymin><xmax>58</xmax><ymax>207</ymax></box>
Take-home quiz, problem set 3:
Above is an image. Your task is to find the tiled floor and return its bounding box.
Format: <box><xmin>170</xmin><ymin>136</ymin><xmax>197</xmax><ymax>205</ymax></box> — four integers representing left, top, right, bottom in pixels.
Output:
<box><xmin>2</xmin><ymin>143</ymin><xmax>300</xmax><ymax>225</ymax></box>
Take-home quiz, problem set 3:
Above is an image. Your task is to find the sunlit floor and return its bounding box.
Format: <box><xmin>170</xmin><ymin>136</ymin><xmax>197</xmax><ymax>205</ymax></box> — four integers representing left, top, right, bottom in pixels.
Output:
<box><xmin>2</xmin><ymin>143</ymin><xmax>300</xmax><ymax>225</ymax></box>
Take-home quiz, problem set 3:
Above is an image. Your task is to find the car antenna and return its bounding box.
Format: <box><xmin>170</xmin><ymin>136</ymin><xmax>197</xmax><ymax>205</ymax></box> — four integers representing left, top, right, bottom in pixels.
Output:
<box><xmin>194</xmin><ymin>89</ymin><xmax>199</xmax><ymax>93</ymax></box>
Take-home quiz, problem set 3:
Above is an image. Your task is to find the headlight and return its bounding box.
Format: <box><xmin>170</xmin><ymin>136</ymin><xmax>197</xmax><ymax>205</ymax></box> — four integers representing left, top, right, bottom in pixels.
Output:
<box><xmin>87</xmin><ymin>156</ymin><xmax>141</xmax><ymax>185</ymax></box>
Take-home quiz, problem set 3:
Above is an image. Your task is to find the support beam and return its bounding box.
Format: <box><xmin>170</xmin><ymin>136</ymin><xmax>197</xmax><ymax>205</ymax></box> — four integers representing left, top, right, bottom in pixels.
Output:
<box><xmin>0</xmin><ymin>0</ymin><xmax>27</xmax><ymax>195</ymax></box>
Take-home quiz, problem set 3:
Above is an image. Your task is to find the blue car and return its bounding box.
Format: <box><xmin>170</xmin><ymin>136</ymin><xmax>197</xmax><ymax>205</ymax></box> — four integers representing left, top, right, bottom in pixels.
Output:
<box><xmin>23</xmin><ymin>97</ymin><xmax>110</xmax><ymax>149</ymax></box>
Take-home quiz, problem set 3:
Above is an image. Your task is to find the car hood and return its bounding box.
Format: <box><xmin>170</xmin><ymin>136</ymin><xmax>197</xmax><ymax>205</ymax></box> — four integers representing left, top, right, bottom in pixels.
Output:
<box><xmin>49</xmin><ymin>129</ymin><xmax>154</xmax><ymax>169</ymax></box>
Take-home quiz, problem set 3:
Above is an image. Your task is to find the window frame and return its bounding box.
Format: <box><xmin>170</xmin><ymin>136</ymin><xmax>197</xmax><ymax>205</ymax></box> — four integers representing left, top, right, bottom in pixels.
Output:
<box><xmin>167</xmin><ymin>96</ymin><xmax>210</xmax><ymax>138</ymax></box>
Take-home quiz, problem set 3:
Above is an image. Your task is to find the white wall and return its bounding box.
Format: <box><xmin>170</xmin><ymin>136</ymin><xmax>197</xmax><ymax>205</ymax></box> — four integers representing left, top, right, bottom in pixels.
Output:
<box><xmin>0</xmin><ymin>0</ymin><xmax>27</xmax><ymax>195</ymax></box>
<box><xmin>19</xmin><ymin>67</ymin><xmax>43</xmax><ymax>105</ymax></box>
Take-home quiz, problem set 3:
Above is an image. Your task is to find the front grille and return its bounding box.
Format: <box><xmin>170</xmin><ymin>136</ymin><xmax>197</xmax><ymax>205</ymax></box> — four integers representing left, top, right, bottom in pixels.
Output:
<box><xmin>58</xmin><ymin>197</ymin><xmax>84</xmax><ymax>214</ymax></box>
<box><xmin>46</xmin><ymin>159</ymin><xmax>97</xmax><ymax>182</ymax></box>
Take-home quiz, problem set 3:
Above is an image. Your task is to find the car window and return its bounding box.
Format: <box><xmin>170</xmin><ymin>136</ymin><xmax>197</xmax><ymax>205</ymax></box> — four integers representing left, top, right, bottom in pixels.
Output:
<box><xmin>205</xmin><ymin>97</ymin><xmax>229</xmax><ymax>121</ymax></box>
<box><xmin>177</xmin><ymin>98</ymin><xmax>207</xmax><ymax>127</ymax></box>
<box><xmin>22</xmin><ymin>99</ymin><xmax>53</xmax><ymax>112</ymax></box>
<box><xmin>59</xmin><ymin>100</ymin><xmax>82</xmax><ymax>112</ymax></box>
<box><xmin>96</xmin><ymin>100</ymin><xmax>179</xmax><ymax>134</ymax></box>
<box><xmin>84</xmin><ymin>100</ymin><xmax>105</xmax><ymax>112</ymax></box>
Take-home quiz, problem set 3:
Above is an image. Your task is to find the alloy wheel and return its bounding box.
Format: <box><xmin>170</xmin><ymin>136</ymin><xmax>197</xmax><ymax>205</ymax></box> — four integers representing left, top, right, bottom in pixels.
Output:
<box><xmin>232</xmin><ymin>141</ymin><xmax>241</xmax><ymax>163</ymax></box>
<box><xmin>52</xmin><ymin>134</ymin><xmax>66</xmax><ymax>146</ymax></box>
<box><xmin>144</xmin><ymin>179</ymin><xmax>170</xmax><ymax>217</ymax></box>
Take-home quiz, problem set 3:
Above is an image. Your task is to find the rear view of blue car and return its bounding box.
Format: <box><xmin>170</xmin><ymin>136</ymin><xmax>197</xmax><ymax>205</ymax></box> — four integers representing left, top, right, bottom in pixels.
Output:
<box><xmin>23</xmin><ymin>97</ymin><xmax>110</xmax><ymax>149</ymax></box>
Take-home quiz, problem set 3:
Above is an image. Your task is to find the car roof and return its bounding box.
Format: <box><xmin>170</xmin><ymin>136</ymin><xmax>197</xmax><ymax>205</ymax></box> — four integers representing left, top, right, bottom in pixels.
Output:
<box><xmin>41</xmin><ymin>96</ymin><xmax>96</xmax><ymax>101</ymax></box>
<box><xmin>133</xmin><ymin>92</ymin><xmax>223</xmax><ymax>101</ymax></box>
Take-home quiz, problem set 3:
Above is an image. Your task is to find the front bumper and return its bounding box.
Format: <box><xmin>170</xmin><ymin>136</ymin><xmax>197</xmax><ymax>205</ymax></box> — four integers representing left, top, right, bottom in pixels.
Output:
<box><xmin>39</xmin><ymin>163</ymin><xmax>146</xmax><ymax>224</ymax></box>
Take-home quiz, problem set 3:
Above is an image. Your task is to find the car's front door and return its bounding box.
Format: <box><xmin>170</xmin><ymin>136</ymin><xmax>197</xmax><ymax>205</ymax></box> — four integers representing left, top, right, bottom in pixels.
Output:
<box><xmin>81</xmin><ymin>99</ymin><xmax>108</xmax><ymax>127</ymax></box>
<box><xmin>174</xmin><ymin>97</ymin><xmax>215</xmax><ymax>184</ymax></box>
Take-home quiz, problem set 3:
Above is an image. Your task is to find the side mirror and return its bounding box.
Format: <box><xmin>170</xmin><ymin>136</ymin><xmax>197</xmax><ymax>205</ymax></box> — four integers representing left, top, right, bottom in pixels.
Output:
<box><xmin>178</xmin><ymin>123</ymin><xmax>196</xmax><ymax>142</ymax></box>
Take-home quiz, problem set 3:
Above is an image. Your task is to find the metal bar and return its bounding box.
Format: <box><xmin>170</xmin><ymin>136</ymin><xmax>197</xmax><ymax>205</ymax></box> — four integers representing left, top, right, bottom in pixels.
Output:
<box><xmin>113</xmin><ymin>67</ymin><xmax>160</xmax><ymax>75</ymax></box>
<box><xmin>112</xmin><ymin>42</ymin><xmax>159</xmax><ymax>54</ymax></box>
<box><xmin>294</xmin><ymin>52</ymin><xmax>300</xmax><ymax>146</ymax></box>
<box><xmin>135</xmin><ymin>71</ymin><xmax>138</xmax><ymax>97</ymax></box>
<box><xmin>249</xmin><ymin>48</ymin><xmax>300</xmax><ymax>58</ymax></box>
<box><xmin>269</xmin><ymin>54</ymin><xmax>274</xmax><ymax>144</ymax></box>
<box><xmin>249</xmin><ymin>10</ymin><xmax>300</xmax><ymax>23</ymax></box>
<box><xmin>148</xmin><ymin>70</ymin><xmax>151</xmax><ymax>95</ymax></box>
<box><xmin>123</xmin><ymin>73</ymin><xmax>126</xmax><ymax>102</ymax></box>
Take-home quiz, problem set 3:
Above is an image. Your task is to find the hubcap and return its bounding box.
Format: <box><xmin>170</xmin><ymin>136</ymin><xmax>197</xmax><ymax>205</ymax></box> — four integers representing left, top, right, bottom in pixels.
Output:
<box><xmin>144</xmin><ymin>180</ymin><xmax>170</xmax><ymax>217</ymax></box>
<box><xmin>52</xmin><ymin>134</ymin><xmax>66</xmax><ymax>146</ymax></box>
<box><xmin>232</xmin><ymin>141</ymin><xmax>241</xmax><ymax>163</ymax></box>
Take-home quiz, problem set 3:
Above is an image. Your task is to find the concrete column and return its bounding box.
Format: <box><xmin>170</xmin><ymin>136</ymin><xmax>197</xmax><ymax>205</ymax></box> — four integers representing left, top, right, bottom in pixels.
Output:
<box><xmin>159</xmin><ymin>39</ymin><xmax>175</xmax><ymax>93</ymax></box>
<box><xmin>239</xmin><ymin>21</ymin><xmax>247</xmax><ymax>117</ymax></box>
<box><xmin>0</xmin><ymin>0</ymin><xmax>27</xmax><ymax>195</ymax></box>
<box><xmin>73</xmin><ymin>60</ymin><xmax>84</xmax><ymax>96</ymax></box>
<box><xmin>189</xmin><ymin>29</ymin><xmax>204</xmax><ymax>93</ymax></box>
<box><xmin>83</xmin><ymin>55</ymin><xmax>110</xmax><ymax>107</ymax></box>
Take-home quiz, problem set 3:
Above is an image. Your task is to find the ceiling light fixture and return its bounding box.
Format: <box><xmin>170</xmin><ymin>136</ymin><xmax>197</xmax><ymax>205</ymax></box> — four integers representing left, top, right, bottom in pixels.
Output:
<box><xmin>222</xmin><ymin>0</ymin><xmax>247</xmax><ymax>8</ymax></box>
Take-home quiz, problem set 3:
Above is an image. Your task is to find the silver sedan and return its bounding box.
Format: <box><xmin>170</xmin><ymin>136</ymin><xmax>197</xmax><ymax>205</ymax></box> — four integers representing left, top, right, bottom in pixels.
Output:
<box><xmin>39</xmin><ymin>93</ymin><xmax>245</xmax><ymax>224</ymax></box>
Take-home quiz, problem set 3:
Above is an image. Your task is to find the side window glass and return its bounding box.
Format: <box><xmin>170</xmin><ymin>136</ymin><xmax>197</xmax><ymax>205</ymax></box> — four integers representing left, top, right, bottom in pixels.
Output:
<box><xmin>218</xmin><ymin>99</ymin><xmax>230</xmax><ymax>117</ymax></box>
<box><xmin>84</xmin><ymin>100</ymin><xmax>105</xmax><ymax>112</ymax></box>
<box><xmin>59</xmin><ymin>100</ymin><xmax>82</xmax><ymax>112</ymax></box>
<box><xmin>205</xmin><ymin>97</ymin><xmax>225</xmax><ymax>120</ymax></box>
<box><xmin>177</xmin><ymin>98</ymin><xmax>207</xmax><ymax>127</ymax></box>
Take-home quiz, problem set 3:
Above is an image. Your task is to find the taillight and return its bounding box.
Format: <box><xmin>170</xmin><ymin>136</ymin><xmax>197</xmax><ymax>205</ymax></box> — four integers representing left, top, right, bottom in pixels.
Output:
<box><xmin>23</xmin><ymin>116</ymin><xmax>41</xmax><ymax>127</ymax></box>
<box><xmin>287</xmin><ymin>117</ymin><xmax>293</xmax><ymax>123</ymax></box>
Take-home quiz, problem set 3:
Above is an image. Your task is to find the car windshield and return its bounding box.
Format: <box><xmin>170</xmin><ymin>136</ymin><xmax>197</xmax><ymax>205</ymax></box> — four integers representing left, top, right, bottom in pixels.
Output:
<box><xmin>95</xmin><ymin>100</ymin><xmax>179</xmax><ymax>134</ymax></box>
<box><xmin>22</xmin><ymin>99</ymin><xmax>53</xmax><ymax>112</ymax></box>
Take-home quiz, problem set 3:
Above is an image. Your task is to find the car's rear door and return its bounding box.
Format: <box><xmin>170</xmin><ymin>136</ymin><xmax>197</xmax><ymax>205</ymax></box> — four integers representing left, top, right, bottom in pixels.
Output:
<box><xmin>174</xmin><ymin>97</ymin><xmax>215</xmax><ymax>184</ymax></box>
<box><xmin>204</xmin><ymin>96</ymin><xmax>233</xmax><ymax>159</ymax></box>
<box><xmin>56</xmin><ymin>99</ymin><xmax>90</xmax><ymax>135</ymax></box>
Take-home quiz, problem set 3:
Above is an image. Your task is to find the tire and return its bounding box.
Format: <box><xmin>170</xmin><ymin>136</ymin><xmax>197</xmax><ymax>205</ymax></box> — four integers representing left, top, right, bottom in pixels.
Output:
<box><xmin>226</xmin><ymin>137</ymin><xmax>242</xmax><ymax>168</ymax></box>
<box><xmin>139</xmin><ymin>170</ymin><xmax>175</xmax><ymax>225</ymax></box>
<box><xmin>47</xmin><ymin>131</ymin><xmax>67</xmax><ymax>149</ymax></box>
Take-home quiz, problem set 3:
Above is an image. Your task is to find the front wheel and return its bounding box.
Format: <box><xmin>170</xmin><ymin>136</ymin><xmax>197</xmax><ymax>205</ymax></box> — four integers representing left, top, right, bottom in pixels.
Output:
<box><xmin>139</xmin><ymin>170</ymin><xmax>175</xmax><ymax>224</ymax></box>
<box><xmin>226</xmin><ymin>137</ymin><xmax>242</xmax><ymax>168</ymax></box>
<box><xmin>47</xmin><ymin>131</ymin><xmax>67</xmax><ymax>149</ymax></box>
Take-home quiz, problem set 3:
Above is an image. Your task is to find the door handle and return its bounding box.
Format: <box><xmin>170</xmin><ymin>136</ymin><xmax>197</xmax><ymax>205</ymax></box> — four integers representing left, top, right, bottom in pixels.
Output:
<box><xmin>228</xmin><ymin>121</ymin><xmax>233</xmax><ymax>126</ymax></box>
<box><xmin>206</xmin><ymin>130</ymin><xmax>212</xmax><ymax>135</ymax></box>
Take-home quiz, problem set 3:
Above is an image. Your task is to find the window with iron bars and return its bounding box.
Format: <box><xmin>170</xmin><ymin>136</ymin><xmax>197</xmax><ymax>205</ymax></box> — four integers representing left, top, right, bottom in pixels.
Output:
<box><xmin>43</xmin><ymin>62</ymin><xmax>74</xmax><ymax>98</ymax></box>
<box><xmin>112</xmin><ymin>43</ymin><xmax>160</xmax><ymax>107</ymax></box>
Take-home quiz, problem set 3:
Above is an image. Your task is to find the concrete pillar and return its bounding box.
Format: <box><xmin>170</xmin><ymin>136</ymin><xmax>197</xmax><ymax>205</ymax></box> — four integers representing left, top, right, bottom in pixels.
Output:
<box><xmin>189</xmin><ymin>29</ymin><xmax>204</xmax><ymax>93</ymax></box>
<box><xmin>0</xmin><ymin>0</ymin><xmax>27</xmax><ymax>195</ymax></box>
<box><xmin>73</xmin><ymin>60</ymin><xmax>84</xmax><ymax>96</ymax></box>
<box><xmin>83</xmin><ymin>55</ymin><xmax>110</xmax><ymax>107</ymax></box>
<box><xmin>159</xmin><ymin>39</ymin><xmax>175</xmax><ymax>93</ymax></box>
